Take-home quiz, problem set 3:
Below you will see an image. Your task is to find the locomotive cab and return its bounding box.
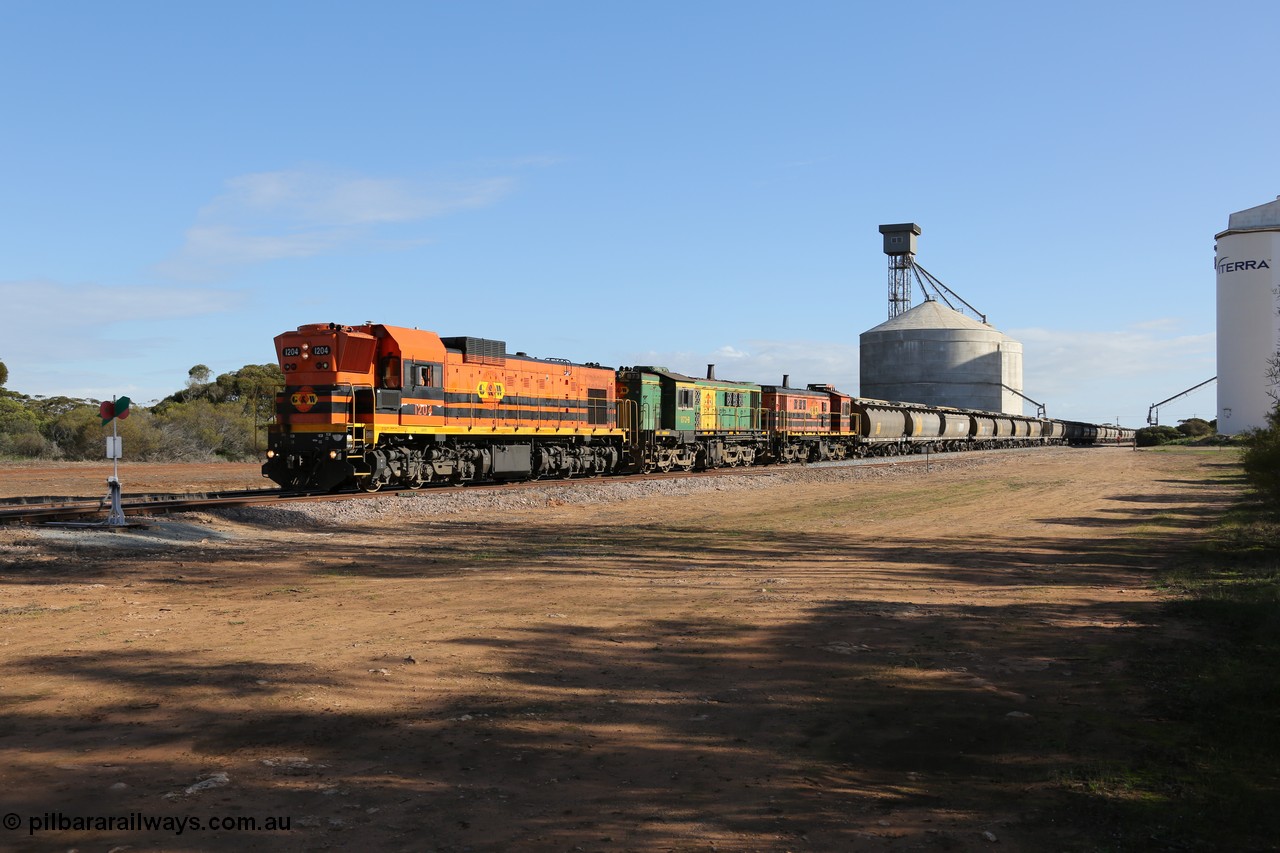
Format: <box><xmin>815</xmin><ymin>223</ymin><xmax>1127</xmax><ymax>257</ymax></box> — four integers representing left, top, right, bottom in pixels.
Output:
<box><xmin>263</xmin><ymin>323</ymin><xmax>377</xmax><ymax>491</ymax></box>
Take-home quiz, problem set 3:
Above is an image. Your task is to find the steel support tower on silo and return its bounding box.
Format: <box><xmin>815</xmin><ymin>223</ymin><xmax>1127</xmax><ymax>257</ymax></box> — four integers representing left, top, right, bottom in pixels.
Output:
<box><xmin>879</xmin><ymin>223</ymin><xmax>922</xmax><ymax>319</ymax></box>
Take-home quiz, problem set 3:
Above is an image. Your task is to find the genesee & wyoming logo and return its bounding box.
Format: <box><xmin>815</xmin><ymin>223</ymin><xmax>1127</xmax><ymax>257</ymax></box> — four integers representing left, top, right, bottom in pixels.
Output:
<box><xmin>1216</xmin><ymin>256</ymin><xmax>1272</xmax><ymax>274</ymax></box>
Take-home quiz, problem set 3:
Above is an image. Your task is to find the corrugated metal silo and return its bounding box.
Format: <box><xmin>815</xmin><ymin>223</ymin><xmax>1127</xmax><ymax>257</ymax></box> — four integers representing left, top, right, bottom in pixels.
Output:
<box><xmin>1216</xmin><ymin>197</ymin><xmax>1280</xmax><ymax>434</ymax></box>
<box><xmin>860</xmin><ymin>298</ymin><xmax>1025</xmax><ymax>414</ymax></box>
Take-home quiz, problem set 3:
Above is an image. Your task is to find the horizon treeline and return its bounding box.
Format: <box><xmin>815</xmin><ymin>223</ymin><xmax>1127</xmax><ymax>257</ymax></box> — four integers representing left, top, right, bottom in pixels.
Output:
<box><xmin>0</xmin><ymin>363</ymin><xmax>283</xmax><ymax>462</ymax></box>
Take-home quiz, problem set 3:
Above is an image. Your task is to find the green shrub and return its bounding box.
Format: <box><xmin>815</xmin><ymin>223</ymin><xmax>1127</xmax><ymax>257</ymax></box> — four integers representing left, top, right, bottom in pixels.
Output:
<box><xmin>1241</xmin><ymin>406</ymin><xmax>1280</xmax><ymax>509</ymax></box>
<box><xmin>1177</xmin><ymin>417</ymin><xmax>1215</xmax><ymax>437</ymax></box>
<box><xmin>1137</xmin><ymin>425</ymin><xmax>1184</xmax><ymax>447</ymax></box>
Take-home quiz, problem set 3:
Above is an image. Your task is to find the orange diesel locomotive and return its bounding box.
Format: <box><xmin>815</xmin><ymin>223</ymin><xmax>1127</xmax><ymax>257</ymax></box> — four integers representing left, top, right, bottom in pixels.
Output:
<box><xmin>262</xmin><ymin>323</ymin><xmax>623</xmax><ymax>491</ymax></box>
<box><xmin>759</xmin><ymin>381</ymin><xmax>861</xmax><ymax>463</ymax></box>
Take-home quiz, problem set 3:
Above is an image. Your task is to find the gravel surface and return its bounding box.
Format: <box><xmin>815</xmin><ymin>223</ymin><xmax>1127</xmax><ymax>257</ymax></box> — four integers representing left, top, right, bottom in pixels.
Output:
<box><xmin>217</xmin><ymin>448</ymin><xmax>1050</xmax><ymax>527</ymax></box>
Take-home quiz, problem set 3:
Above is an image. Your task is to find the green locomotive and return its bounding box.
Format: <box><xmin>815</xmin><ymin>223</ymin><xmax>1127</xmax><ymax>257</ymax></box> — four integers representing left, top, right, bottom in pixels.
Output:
<box><xmin>617</xmin><ymin>366</ymin><xmax>763</xmax><ymax>472</ymax></box>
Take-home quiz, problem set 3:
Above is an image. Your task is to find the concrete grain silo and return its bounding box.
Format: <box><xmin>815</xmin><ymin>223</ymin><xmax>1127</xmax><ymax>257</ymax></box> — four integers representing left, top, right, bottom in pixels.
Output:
<box><xmin>1216</xmin><ymin>197</ymin><xmax>1280</xmax><ymax>434</ymax></box>
<box><xmin>859</xmin><ymin>298</ymin><xmax>1025</xmax><ymax>414</ymax></box>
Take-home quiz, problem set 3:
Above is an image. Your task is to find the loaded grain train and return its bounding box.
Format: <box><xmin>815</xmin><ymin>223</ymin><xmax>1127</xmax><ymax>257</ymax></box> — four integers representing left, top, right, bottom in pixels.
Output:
<box><xmin>261</xmin><ymin>322</ymin><xmax>1132</xmax><ymax>492</ymax></box>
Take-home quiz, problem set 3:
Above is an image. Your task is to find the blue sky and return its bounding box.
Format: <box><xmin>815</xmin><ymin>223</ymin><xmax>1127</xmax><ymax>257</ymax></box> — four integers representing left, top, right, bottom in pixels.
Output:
<box><xmin>2</xmin><ymin>1</ymin><xmax>1270</xmax><ymax>426</ymax></box>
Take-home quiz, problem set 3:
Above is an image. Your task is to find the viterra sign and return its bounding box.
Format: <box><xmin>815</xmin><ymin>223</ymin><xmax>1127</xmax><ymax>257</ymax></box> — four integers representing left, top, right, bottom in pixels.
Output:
<box><xmin>1216</xmin><ymin>256</ymin><xmax>1271</xmax><ymax>274</ymax></box>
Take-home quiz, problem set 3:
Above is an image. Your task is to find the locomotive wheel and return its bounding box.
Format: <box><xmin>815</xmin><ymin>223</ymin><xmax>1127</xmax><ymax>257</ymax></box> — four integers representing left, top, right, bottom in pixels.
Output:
<box><xmin>360</xmin><ymin>478</ymin><xmax>383</xmax><ymax>493</ymax></box>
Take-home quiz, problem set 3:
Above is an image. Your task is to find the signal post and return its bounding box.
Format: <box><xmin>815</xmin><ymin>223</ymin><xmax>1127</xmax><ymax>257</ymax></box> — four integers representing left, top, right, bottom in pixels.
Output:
<box><xmin>99</xmin><ymin>396</ymin><xmax>132</xmax><ymax>527</ymax></box>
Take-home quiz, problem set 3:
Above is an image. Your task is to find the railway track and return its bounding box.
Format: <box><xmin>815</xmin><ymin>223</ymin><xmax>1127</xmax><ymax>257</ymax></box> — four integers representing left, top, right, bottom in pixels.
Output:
<box><xmin>0</xmin><ymin>446</ymin><xmax>1072</xmax><ymax>527</ymax></box>
<box><xmin>0</xmin><ymin>487</ymin><xmax>300</xmax><ymax>526</ymax></box>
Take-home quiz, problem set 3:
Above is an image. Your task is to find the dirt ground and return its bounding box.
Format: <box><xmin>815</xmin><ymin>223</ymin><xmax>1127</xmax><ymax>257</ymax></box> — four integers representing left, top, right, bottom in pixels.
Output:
<box><xmin>0</xmin><ymin>448</ymin><xmax>1241</xmax><ymax>851</ymax></box>
<box><xmin>0</xmin><ymin>461</ymin><xmax>267</xmax><ymax>499</ymax></box>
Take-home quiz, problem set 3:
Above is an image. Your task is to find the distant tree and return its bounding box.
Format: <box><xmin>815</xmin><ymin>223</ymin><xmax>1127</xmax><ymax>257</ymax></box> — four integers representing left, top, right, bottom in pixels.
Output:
<box><xmin>44</xmin><ymin>404</ymin><xmax>106</xmax><ymax>459</ymax></box>
<box><xmin>153</xmin><ymin>397</ymin><xmax>255</xmax><ymax>460</ymax></box>
<box><xmin>1267</xmin><ymin>302</ymin><xmax>1280</xmax><ymax>405</ymax></box>
<box><xmin>0</xmin><ymin>394</ymin><xmax>49</xmax><ymax>458</ymax></box>
<box><xmin>213</xmin><ymin>363</ymin><xmax>283</xmax><ymax>403</ymax></box>
<box><xmin>29</xmin><ymin>395</ymin><xmax>95</xmax><ymax>420</ymax></box>
<box><xmin>1269</xmin><ymin>352</ymin><xmax>1280</xmax><ymax>406</ymax></box>
<box><xmin>157</xmin><ymin>363</ymin><xmax>281</xmax><ymax>413</ymax></box>
<box><xmin>1137</xmin><ymin>425</ymin><xmax>1183</xmax><ymax>447</ymax></box>
<box><xmin>188</xmin><ymin>364</ymin><xmax>212</xmax><ymax>385</ymax></box>
<box><xmin>0</xmin><ymin>359</ymin><xmax>8</xmax><ymax>388</ymax></box>
<box><xmin>213</xmin><ymin>364</ymin><xmax>284</xmax><ymax>426</ymax></box>
<box><xmin>1177</xmin><ymin>417</ymin><xmax>1215</xmax><ymax>438</ymax></box>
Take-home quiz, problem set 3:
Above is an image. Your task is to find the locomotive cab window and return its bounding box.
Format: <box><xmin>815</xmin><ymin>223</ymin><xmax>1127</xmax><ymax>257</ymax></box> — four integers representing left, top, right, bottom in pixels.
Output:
<box><xmin>380</xmin><ymin>356</ymin><xmax>401</xmax><ymax>389</ymax></box>
<box><xmin>404</xmin><ymin>362</ymin><xmax>440</xmax><ymax>390</ymax></box>
<box><xmin>678</xmin><ymin>389</ymin><xmax>696</xmax><ymax>408</ymax></box>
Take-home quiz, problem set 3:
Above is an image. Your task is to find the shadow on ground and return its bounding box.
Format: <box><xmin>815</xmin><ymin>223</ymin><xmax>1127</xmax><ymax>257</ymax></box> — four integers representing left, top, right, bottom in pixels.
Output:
<box><xmin>0</xmin><ymin>474</ymin><xmax>1256</xmax><ymax>851</ymax></box>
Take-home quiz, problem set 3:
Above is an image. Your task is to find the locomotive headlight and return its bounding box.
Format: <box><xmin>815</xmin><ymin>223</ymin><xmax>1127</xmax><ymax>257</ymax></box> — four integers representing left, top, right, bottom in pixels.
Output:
<box><xmin>329</xmin><ymin>450</ymin><xmax>339</xmax><ymax>459</ymax></box>
<box><xmin>266</xmin><ymin>449</ymin><xmax>276</xmax><ymax>459</ymax></box>
<box><xmin>302</xmin><ymin>352</ymin><xmax>309</xmax><ymax>359</ymax></box>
